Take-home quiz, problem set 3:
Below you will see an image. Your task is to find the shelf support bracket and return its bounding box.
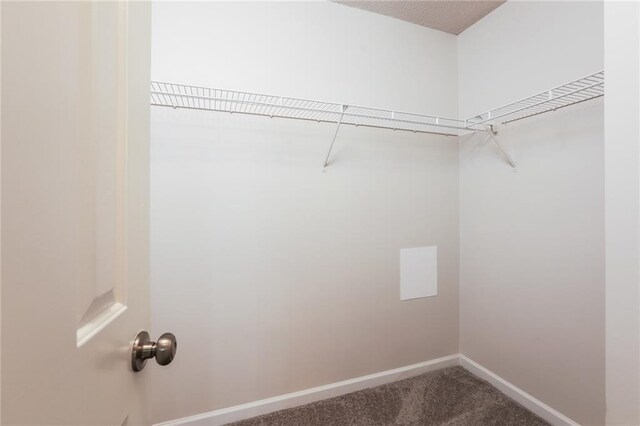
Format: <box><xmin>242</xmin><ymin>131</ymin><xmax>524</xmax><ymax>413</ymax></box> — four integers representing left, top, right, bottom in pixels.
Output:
<box><xmin>322</xmin><ymin>105</ymin><xmax>348</xmax><ymax>170</ymax></box>
<box><xmin>482</xmin><ymin>122</ymin><xmax>516</xmax><ymax>169</ymax></box>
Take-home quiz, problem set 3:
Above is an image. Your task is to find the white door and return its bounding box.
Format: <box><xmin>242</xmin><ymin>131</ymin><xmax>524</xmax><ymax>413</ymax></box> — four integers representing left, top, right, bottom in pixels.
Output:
<box><xmin>2</xmin><ymin>2</ymin><xmax>155</xmax><ymax>424</ymax></box>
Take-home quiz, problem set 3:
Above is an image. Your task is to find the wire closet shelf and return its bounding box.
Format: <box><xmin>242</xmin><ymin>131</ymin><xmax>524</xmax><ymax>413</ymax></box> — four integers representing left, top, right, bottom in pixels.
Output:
<box><xmin>150</xmin><ymin>71</ymin><xmax>604</xmax><ymax>169</ymax></box>
<box><xmin>150</xmin><ymin>82</ymin><xmax>478</xmax><ymax>136</ymax></box>
<box><xmin>466</xmin><ymin>71</ymin><xmax>604</xmax><ymax>127</ymax></box>
<box><xmin>151</xmin><ymin>71</ymin><xmax>604</xmax><ymax>135</ymax></box>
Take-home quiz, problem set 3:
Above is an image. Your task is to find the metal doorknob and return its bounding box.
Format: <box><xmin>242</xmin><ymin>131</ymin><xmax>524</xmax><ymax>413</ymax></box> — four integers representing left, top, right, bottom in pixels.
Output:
<box><xmin>131</xmin><ymin>330</ymin><xmax>177</xmax><ymax>372</ymax></box>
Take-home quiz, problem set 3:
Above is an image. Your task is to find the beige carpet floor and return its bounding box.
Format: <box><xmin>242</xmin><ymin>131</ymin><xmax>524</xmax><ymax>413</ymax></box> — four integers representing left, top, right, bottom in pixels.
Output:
<box><xmin>230</xmin><ymin>366</ymin><xmax>550</xmax><ymax>425</ymax></box>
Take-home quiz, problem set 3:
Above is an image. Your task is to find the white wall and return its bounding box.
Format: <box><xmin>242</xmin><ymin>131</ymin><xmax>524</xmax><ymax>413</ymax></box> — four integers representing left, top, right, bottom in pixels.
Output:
<box><xmin>457</xmin><ymin>2</ymin><xmax>605</xmax><ymax>425</ymax></box>
<box><xmin>150</xmin><ymin>2</ymin><xmax>460</xmax><ymax>423</ymax></box>
<box><xmin>457</xmin><ymin>1</ymin><xmax>603</xmax><ymax>119</ymax></box>
<box><xmin>151</xmin><ymin>1</ymin><xmax>458</xmax><ymax>118</ymax></box>
<box><xmin>604</xmin><ymin>2</ymin><xmax>640</xmax><ymax>424</ymax></box>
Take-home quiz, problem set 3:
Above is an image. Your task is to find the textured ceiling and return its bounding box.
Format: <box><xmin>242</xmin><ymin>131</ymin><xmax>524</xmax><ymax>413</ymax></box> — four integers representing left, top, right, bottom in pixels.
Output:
<box><xmin>334</xmin><ymin>0</ymin><xmax>506</xmax><ymax>35</ymax></box>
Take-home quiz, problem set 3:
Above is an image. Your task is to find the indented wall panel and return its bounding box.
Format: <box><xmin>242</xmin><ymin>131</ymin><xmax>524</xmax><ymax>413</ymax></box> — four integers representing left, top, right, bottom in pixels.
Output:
<box><xmin>400</xmin><ymin>247</ymin><xmax>437</xmax><ymax>300</ymax></box>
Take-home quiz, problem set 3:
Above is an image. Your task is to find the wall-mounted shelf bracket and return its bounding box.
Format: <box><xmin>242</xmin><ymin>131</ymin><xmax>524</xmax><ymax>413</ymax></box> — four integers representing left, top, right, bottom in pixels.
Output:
<box><xmin>482</xmin><ymin>122</ymin><xmax>516</xmax><ymax>169</ymax></box>
<box><xmin>322</xmin><ymin>105</ymin><xmax>347</xmax><ymax>171</ymax></box>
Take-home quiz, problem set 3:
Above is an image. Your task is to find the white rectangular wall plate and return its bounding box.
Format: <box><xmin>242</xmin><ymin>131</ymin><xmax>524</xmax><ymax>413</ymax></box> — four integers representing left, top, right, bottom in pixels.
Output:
<box><xmin>400</xmin><ymin>246</ymin><xmax>438</xmax><ymax>300</ymax></box>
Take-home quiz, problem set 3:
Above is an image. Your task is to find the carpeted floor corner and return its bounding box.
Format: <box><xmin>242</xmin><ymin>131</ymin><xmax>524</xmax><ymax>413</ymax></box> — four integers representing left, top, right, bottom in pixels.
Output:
<box><xmin>229</xmin><ymin>366</ymin><xmax>550</xmax><ymax>425</ymax></box>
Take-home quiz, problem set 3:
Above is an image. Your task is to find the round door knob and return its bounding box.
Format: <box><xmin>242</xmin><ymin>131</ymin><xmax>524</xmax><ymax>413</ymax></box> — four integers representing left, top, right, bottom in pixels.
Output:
<box><xmin>131</xmin><ymin>330</ymin><xmax>177</xmax><ymax>372</ymax></box>
<box><xmin>155</xmin><ymin>333</ymin><xmax>177</xmax><ymax>366</ymax></box>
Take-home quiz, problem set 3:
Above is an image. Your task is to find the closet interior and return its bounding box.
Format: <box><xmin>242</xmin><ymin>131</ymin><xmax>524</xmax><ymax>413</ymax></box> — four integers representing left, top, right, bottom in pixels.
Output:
<box><xmin>148</xmin><ymin>1</ymin><xmax>617</xmax><ymax>426</ymax></box>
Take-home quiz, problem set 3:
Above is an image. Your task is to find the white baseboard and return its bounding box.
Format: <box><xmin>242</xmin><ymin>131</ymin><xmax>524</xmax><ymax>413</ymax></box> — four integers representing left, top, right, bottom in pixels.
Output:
<box><xmin>155</xmin><ymin>354</ymin><xmax>579</xmax><ymax>426</ymax></box>
<box><xmin>458</xmin><ymin>355</ymin><xmax>579</xmax><ymax>426</ymax></box>
<box><xmin>154</xmin><ymin>354</ymin><xmax>459</xmax><ymax>426</ymax></box>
